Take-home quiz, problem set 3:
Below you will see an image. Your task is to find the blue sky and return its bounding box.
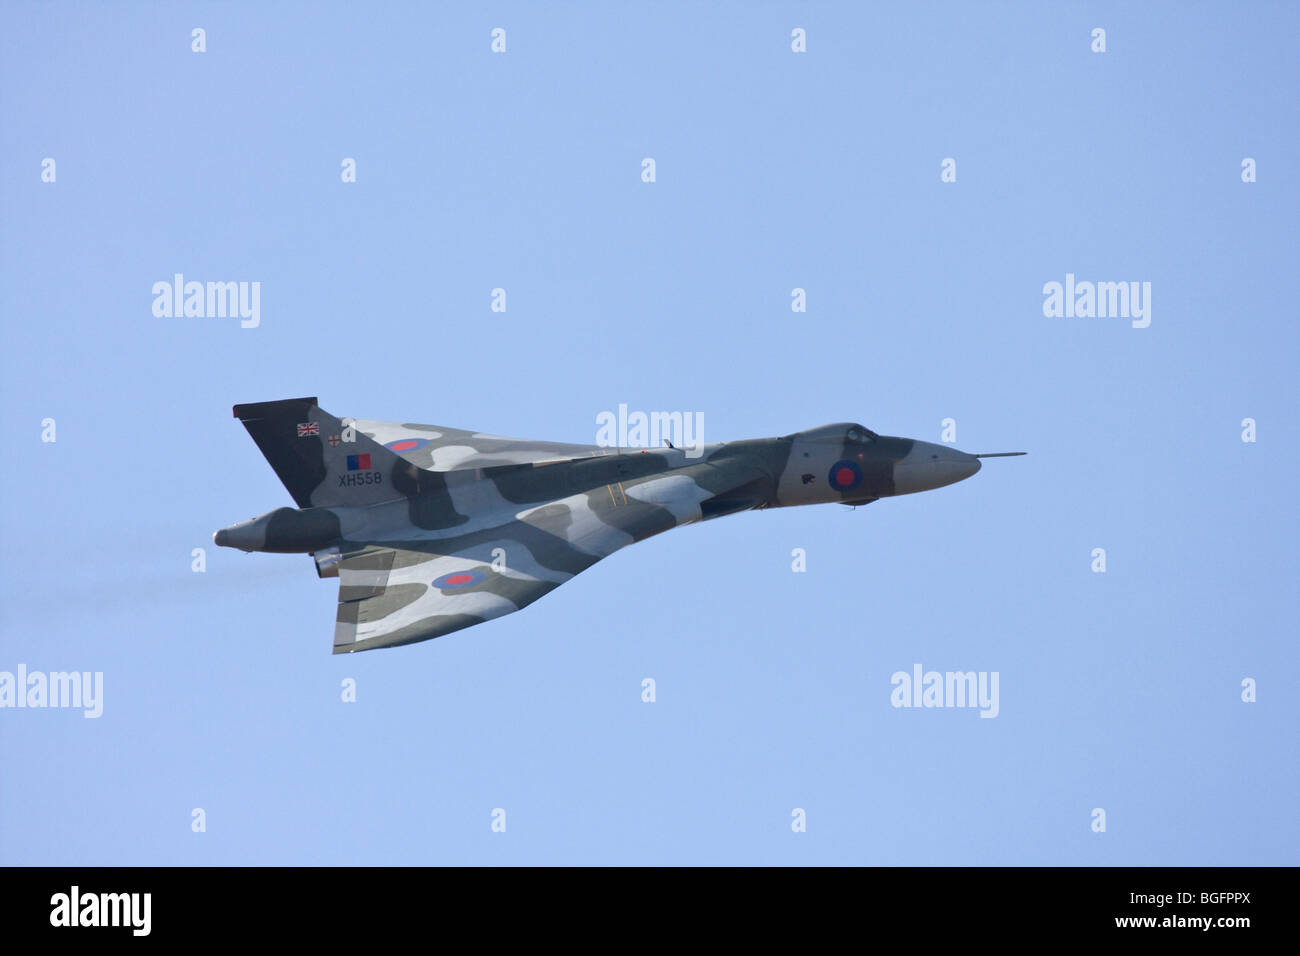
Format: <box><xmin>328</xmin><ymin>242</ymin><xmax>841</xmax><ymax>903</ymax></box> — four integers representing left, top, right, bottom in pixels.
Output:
<box><xmin>1</xmin><ymin>2</ymin><xmax>1296</xmax><ymax>865</ymax></box>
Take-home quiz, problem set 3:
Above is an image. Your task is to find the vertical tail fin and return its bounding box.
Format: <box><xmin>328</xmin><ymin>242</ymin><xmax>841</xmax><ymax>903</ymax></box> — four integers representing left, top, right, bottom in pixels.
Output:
<box><xmin>232</xmin><ymin>397</ymin><xmax>410</xmax><ymax>508</ymax></box>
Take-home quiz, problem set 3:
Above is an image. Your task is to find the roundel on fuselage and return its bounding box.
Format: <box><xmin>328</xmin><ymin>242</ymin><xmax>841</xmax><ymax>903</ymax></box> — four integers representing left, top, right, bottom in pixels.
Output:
<box><xmin>828</xmin><ymin>460</ymin><xmax>863</xmax><ymax>491</ymax></box>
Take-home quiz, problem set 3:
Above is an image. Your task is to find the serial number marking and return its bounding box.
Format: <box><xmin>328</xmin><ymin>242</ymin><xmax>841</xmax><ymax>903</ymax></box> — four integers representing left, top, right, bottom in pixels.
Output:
<box><xmin>338</xmin><ymin>472</ymin><xmax>383</xmax><ymax>487</ymax></box>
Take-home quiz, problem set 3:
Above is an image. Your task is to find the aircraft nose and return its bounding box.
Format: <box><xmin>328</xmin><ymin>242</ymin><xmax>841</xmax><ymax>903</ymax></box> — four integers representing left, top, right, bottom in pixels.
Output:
<box><xmin>213</xmin><ymin>529</ymin><xmax>229</xmax><ymax>547</ymax></box>
<box><xmin>892</xmin><ymin>442</ymin><xmax>981</xmax><ymax>495</ymax></box>
<box><xmin>948</xmin><ymin>450</ymin><xmax>981</xmax><ymax>482</ymax></box>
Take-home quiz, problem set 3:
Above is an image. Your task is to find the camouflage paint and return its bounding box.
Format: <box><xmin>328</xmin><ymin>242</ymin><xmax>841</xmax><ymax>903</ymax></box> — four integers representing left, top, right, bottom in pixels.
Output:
<box><xmin>216</xmin><ymin>399</ymin><xmax>985</xmax><ymax>653</ymax></box>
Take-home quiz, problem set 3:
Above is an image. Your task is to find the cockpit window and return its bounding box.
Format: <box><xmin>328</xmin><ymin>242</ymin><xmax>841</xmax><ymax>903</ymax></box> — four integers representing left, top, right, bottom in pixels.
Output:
<box><xmin>847</xmin><ymin>425</ymin><xmax>878</xmax><ymax>443</ymax></box>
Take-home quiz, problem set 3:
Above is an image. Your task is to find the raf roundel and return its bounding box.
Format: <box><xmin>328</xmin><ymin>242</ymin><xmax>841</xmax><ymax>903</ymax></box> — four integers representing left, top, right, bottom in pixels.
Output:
<box><xmin>385</xmin><ymin>437</ymin><xmax>432</xmax><ymax>453</ymax></box>
<box><xmin>432</xmin><ymin>568</ymin><xmax>487</xmax><ymax>590</ymax></box>
<box><xmin>828</xmin><ymin>459</ymin><xmax>863</xmax><ymax>492</ymax></box>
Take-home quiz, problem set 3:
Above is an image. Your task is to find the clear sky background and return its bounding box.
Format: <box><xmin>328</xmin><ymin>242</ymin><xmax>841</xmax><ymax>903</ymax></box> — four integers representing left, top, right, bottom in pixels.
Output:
<box><xmin>1</xmin><ymin>2</ymin><xmax>1296</xmax><ymax>865</ymax></box>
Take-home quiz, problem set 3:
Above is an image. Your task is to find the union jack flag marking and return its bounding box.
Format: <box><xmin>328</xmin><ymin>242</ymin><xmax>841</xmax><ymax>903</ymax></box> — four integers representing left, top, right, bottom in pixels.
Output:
<box><xmin>297</xmin><ymin>422</ymin><xmax>320</xmax><ymax>438</ymax></box>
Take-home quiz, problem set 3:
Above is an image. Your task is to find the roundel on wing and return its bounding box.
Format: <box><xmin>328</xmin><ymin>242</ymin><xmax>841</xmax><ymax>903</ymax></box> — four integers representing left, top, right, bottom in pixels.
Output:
<box><xmin>385</xmin><ymin>437</ymin><xmax>432</xmax><ymax>453</ymax></box>
<box><xmin>828</xmin><ymin>460</ymin><xmax>863</xmax><ymax>491</ymax></box>
<box><xmin>432</xmin><ymin>568</ymin><xmax>487</xmax><ymax>590</ymax></box>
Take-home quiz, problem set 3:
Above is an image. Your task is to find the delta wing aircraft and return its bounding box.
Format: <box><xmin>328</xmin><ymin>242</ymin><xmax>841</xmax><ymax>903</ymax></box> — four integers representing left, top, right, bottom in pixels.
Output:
<box><xmin>215</xmin><ymin>398</ymin><xmax>1023</xmax><ymax>653</ymax></box>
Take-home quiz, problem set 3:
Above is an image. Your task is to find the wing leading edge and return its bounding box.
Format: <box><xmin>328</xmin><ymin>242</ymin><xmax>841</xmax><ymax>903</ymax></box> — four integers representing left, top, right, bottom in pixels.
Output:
<box><xmin>351</xmin><ymin>418</ymin><xmax>607</xmax><ymax>473</ymax></box>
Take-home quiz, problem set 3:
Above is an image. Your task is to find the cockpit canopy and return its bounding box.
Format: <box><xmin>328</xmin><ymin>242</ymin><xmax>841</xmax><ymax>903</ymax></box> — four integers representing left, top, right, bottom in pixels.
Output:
<box><xmin>786</xmin><ymin>422</ymin><xmax>880</xmax><ymax>443</ymax></box>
